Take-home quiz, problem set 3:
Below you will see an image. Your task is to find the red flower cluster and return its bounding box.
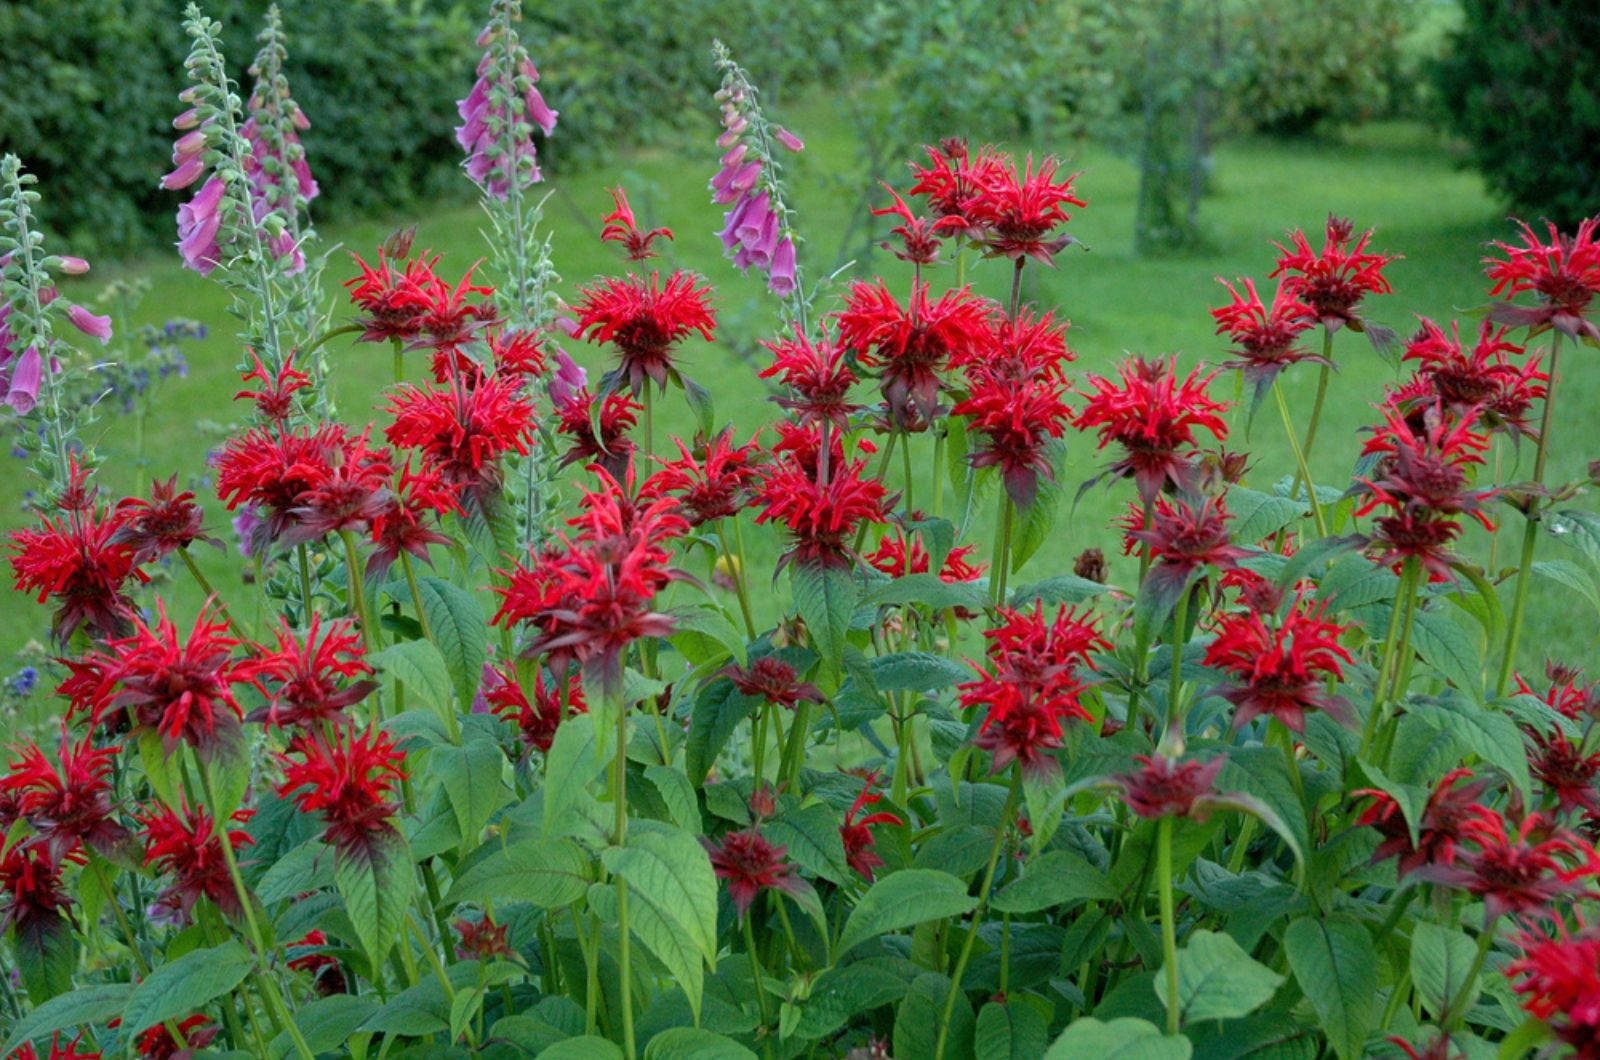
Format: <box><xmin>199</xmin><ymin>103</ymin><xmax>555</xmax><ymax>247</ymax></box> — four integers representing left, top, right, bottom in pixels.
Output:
<box><xmin>554</xmin><ymin>387</ymin><xmax>641</xmax><ymax>478</ymax></box>
<box><xmin>278</xmin><ymin>725</ymin><xmax>407</xmax><ymax>863</ymax></box>
<box><xmin>1271</xmin><ymin>214</ymin><xmax>1396</xmax><ymax>332</ymax></box>
<box><xmin>721</xmin><ymin>655</ymin><xmax>822</xmax><ymax>712</ymax></box>
<box><xmin>600</xmin><ymin>186</ymin><xmax>673</xmax><ymax>261</ymax></box>
<box><xmin>1076</xmin><ymin>356</ymin><xmax>1229</xmax><ymax>502</ymax></box>
<box><xmin>958</xmin><ymin>604</ymin><xmax>1107</xmax><ymax>777</ymax></box>
<box><xmin>214</xmin><ymin>423</ymin><xmax>393</xmax><ymax>552</ymax></box>
<box><xmin>839</xmin><ymin>771</ymin><xmax>901</xmax><ymax>882</ymax></box>
<box><xmin>140</xmin><ymin>802</ymin><xmax>253</xmax><ymax>922</ymax></box>
<box><xmin>1396</xmin><ymin>319</ymin><xmax>1543</xmax><ymax>439</ymax></box>
<box><xmin>573</xmin><ymin>270</ymin><xmax>716</xmax><ymax>396</ymax></box>
<box><xmin>1357</xmin><ymin>767</ymin><xmax>1489</xmax><ymax>879</ymax></box>
<box><xmin>642</xmin><ymin>428</ymin><xmax>763</xmax><ymax>527</ymax></box>
<box><xmin>872</xmin><ymin>184</ymin><xmax>961</xmax><ymax>264</ymax></box>
<box><xmin>865</xmin><ymin>530</ymin><xmax>984</xmax><ymax>586</ymax></box>
<box><xmin>1210</xmin><ymin>276</ymin><xmax>1317</xmax><ymax>391</ymax></box>
<box><xmin>249</xmin><ymin>612</ymin><xmax>376</xmax><ymax>729</ymax></box>
<box><xmin>753</xmin><ymin>433</ymin><xmax>890</xmax><ymax>571</ymax></box>
<box><xmin>1116</xmin><ymin>754</ymin><xmax>1227</xmax><ymax>820</ymax></box>
<box><xmin>494</xmin><ymin>473</ymin><xmax>688</xmax><ymax>690</ymax></box>
<box><xmin>113</xmin><ymin>475</ymin><xmax>220</xmax><ymax>564</ymax></box>
<box><xmin>906</xmin><ymin>141</ymin><xmax>1085</xmax><ymax>262</ymax></box>
<box><xmin>760</xmin><ymin>324</ymin><xmax>862</xmax><ymax>430</ymax></box>
<box><xmin>1485</xmin><ymin>216</ymin><xmax>1600</xmax><ymax>339</ymax></box>
<box><xmin>703</xmin><ymin>826</ymin><xmax>801</xmax><ymax>916</ymax></box>
<box><xmin>385</xmin><ymin>374</ymin><xmax>535</xmax><ymax>505</ymax></box>
<box><xmin>484</xmin><ymin>664</ymin><xmax>587</xmax><ymax>754</ymax></box>
<box><xmin>1354</xmin><ymin>402</ymin><xmax>1494</xmax><ymax>579</ymax></box>
<box><xmin>1204</xmin><ymin>594</ymin><xmax>1354</xmax><ymax>733</ymax></box>
<box><xmin>345</xmin><ymin>250</ymin><xmax>437</xmax><ymax>345</ymax></box>
<box><xmin>234</xmin><ymin>350</ymin><xmax>310</xmax><ymax>423</ymax></box>
<box><xmin>835</xmin><ymin>279</ymin><xmax>993</xmax><ymax>429</ymax></box>
<box><xmin>1509</xmin><ymin>918</ymin><xmax>1600</xmax><ymax>1053</ymax></box>
<box><xmin>1</xmin><ymin>723</ymin><xmax>128</xmax><ymax>862</ymax></box>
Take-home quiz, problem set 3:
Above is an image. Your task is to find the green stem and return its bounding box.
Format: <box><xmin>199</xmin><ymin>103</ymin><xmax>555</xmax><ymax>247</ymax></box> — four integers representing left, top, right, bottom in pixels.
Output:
<box><xmin>1445</xmin><ymin>922</ymin><xmax>1497</xmax><ymax>1030</ymax></box>
<box><xmin>401</xmin><ymin>550</ymin><xmax>437</xmax><ymax>646</ymax></box>
<box><xmin>296</xmin><ymin>542</ymin><xmax>315</xmax><ymax>623</ymax></box>
<box><xmin>932</xmin><ymin>423</ymin><xmax>946</xmax><ymax>521</ymax></box>
<box><xmin>742</xmin><ymin>913</ymin><xmax>776</xmax><ymax>1060</ymax></box>
<box><xmin>853</xmin><ymin>431</ymin><xmax>900</xmax><ymax>554</ymax></box>
<box><xmin>934</xmin><ymin>768</ymin><xmax>1021</xmax><ymax>1060</ymax></box>
<box><xmin>900</xmin><ymin>429</ymin><xmax>915</xmax><ymax>518</ymax></box>
<box><xmin>612</xmin><ymin>690</ymin><xmax>636</xmax><ymax>1059</ymax></box>
<box><xmin>1361</xmin><ymin>560</ymin><xmax>1417</xmax><ymax>757</ymax></box>
<box><xmin>1168</xmin><ymin>584</ymin><xmax>1191</xmax><ymax>731</ymax></box>
<box><xmin>1496</xmin><ymin>333</ymin><xmax>1561</xmax><ymax>694</ymax></box>
<box><xmin>1272</xmin><ymin>379</ymin><xmax>1327</xmax><ymax>537</ymax></box>
<box><xmin>723</xmin><ymin>518</ymin><xmax>758</xmax><ymax>639</ymax></box>
<box><xmin>1158</xmin><ymin>815</ymin><xmax>1180</xmax><ymax>1037</ymax></box>
<box><xmin>179</xmin><ymin>548</ymin><xmax>245</xmax><ymax>640</ymax></box>
<box><xmin>340</xmin><ymin>529</ymin><xmax>381</xmax><ymax>655</ymax></box>
<box><xmin>991</xmin><ymin>492</ymin><xmax>1014</xmax><ymax>609</ymax></box>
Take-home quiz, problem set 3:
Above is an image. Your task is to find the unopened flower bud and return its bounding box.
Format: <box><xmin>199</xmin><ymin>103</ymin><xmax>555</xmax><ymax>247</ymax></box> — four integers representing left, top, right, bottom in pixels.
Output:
<box><xmin>774</xmin><ymin>126</ymin><xmax>804</xmax><ymax>153</ymax></box>
<box><xmin>381</xmin><ymin>225</ymin><xmax>417</xmax><ymax>260</ymax></box>
<box><xmin>54</xmin><ymin>256</ymin><xmax>90</xmax><ymax>276</ymax></box>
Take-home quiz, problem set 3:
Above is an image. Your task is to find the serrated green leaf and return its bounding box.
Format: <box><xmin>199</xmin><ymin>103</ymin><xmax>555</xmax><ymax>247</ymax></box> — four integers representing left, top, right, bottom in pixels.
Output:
<box><xmin>864</xmin><ymin>573</ymin><xmax>990</xmax><ymax>612</ymax></box>
<box><xmin>122</xmin><ymin>941</ymin><xmax>253</xmax><ymax>1038</ymax></box>
<box><xmin>838</xmin><ymin>869</ymin><xmax>979</xmax><ymax>955</ymax></box>
<box><xmin>671</xmin><ymin>604</ymin><xmax>748</xmax><ymax>667</ymax></box>
<box><xmin>1533</xmin><ymin>559</ymin><xmax>1600</xmax><ymax>621</ymax></box>
<box><xmin>1</xmin><ymin>983</ymin><xmax>132</xmax><ymax>1055</ymax></box>
<box><xmin>544</xmin><ymin>713</ymin><xmax>606</xmax><ymax>838</ymax></box>
<box><xmin>415</xmin><ymin>575</ymin><xmax>489</xmax><ymax>714</ymax></box>
<box><xmin>1409</xmin><ymin>921</ymin><xmax>1479</xmax><ymax>1020</ymax></box>
<box><xmin>645</xmin><ymin>764</ymin><xmax>702</xmax><ymax>835</ymax></box>
<box><xmin>602</xmin><ymin>829</ymin><xmax>719</xmax><ymax>1021</ymax></box>
<box><xmin>1010</xmin><ymin>573</ymin><xmax>1109</xmax><ymax>607</ymax></box>
<box><xmin>430</xmin><ymin>737</ymin><xmax>509</xmax><ymax>845</ymax></box>
<box><xmin>766</xmin><ymin>803</ymin><xmax>850</xmax><ymax>885</ymax></box>
<box><xmin>791</xmin><ymin>561</ymin><xmax>858</xmax><ymax>682</ymax></box>
<box><xmin>336</xmin><ymin>831</ymin><xmax>414</xmax><ymax>971</ymax></box>
<box><xmin>1227</xmin><ymin>487</ymin><xmax>1306</xmax><ymax>546</ymax></box>
<box><xmin>11</xmin><ymin>909</ymin><xmax>76</xmax><ymax>1004</ymax></box>
<box><xmin>992</xmin><ymin>848</ymin><xmax>1116</xmax><ymax>913</ymax></box>
<box><xmin>1405</xmin><ymin>694</ymin><xmax>1531</xmax><ymax>802</ymax></box>
<box><xmin>543</xmin><ymin>1037</ymin><xmax>625</xmax><ymax>1059</ymax></box>
<box><xmin>685</xmin><ymin>678</ymin><xmax>757</xmax><ymax>786</ymax></box>
<box><xmin>1154</xmin><ymin>929</ymin><xmax>1284</xmax><ymax>1025</ymax></box>
<box><xmin>371</xmin><ymin>638</ymin><xmax>452</xmax><ymax>723</ymax></box>
<box><xmin>444</xmin><ymin>837</ymin><xmax>590</xmax><ymax>908</ymax></box>
<box><xmin>267</xmin><ymin>994</ymin><xmax>379</xmax><ymax>1060</ymax></box>
<box><xmin>1044</xmin><ymin>1017</ymin><xmax>1192</xmax><ymax>1059</ymax></box>
<box><xmin>896</xmin><ymin>971</ymin><xmax>974</xmax><ymax>1060</ymax></box>
<box><xmin>644</xmin><ymin>1026</ymin><xmax>758</xmax><ymax>1059</ymax></box>
<box><xmin>1408</xmin><ymin>608</ymin><xmax>1485</xmax><ymax>701</ymax></box>
<box><xmin>870</xmin><ymin>650</ymin><xmax>970</xmax><ymax>692</ymax></box>
<box><xmin>974</xmin><ymin>1000</ymin><xmax>1050</xmax><ymax>1060</ymax></box>
<box><xmin>1282</xmin><ymin>915</ymin><xmax>1377</xmax><ymax>1060</ymax></box>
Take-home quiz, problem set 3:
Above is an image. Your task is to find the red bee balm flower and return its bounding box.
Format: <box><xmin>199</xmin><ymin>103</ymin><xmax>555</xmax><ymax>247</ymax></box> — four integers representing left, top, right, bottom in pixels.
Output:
<box><xmin>278</xmin><ymin>725</ymin><xmax>407</xmax><ymax>863</ymax></box>
<box><xmin>8</xmin><ymin>463</ymin><xmax>143</xmax><ymax>642</ymax></box>
<box><xmin>1211</xmin><ymin>277</ymin><xmax>1318</xmax><ymax>391</ymax></box>
<box><xmin>1116</xmin><ymin>754</ymin><xmax>1228</xmax><ymax>820</ymax></box>
<box><xmin>214</xmin><ymin>424</ymin><xmax>388</xmax><ymax>552</ymax></box>
<box><xmin>1424</xmin><ymin>808</ymin><xmax>1600</xmax><ymax>921</ymax></box>
<box><xmin>600</xmin><ymin>186</ymin><xmax>673</xmax><ymax>261</ymax></box>
<box><xmin>753</xmin><ymin>446</ymin><xmax>890</xmax><ymax>571</ymax></box>
<box><xmin>759</xmin><ymin>324</ymin><xmax>862</xmax><ymax>430</ymax></box>
<box><xmin>906</xmin><ymin>139</ymin><xmax>1012</xmax><ymax>236</ymax></box>
<box><xmin>234</xmin><ymin>349</ymin><xmax>310</xmax><ymax>422</ymax></box>
<box><xmin>1509</xmin><ymin>919</ymin><xmax>1600</xmax><ymax>1052</ymax></box>
<box><xmin>952</xmin><ymin>367</ymin><xmax>1072</xmax><ymax>510</ymax></box>
<box><xmin>1</xmin><ymin>723</ymin><xmax>129</xmax><ymax>861</ymax></box>
<box><xmin>366</xmin><ymin>461</ymin><xmax>461</xmax><ymax>580</ymax></box>
<box><xmin>139</xmin><ymin>802</ymin><xmax>253</xmax><ymax>922</ymax></box>
<box><xmin>967</xmin><ymin>154</ymin><xmax>1086</xmax><ymax>264</ymax></box>
<box><xmin>97</xmin><ymin>601</ymin><xmax>252</xmax><ymax>757</ymax></box>
<box><xmin>1204</xmin><ymin>595</ymin><xmax>1355</xmax><ymax>732</ymax></box>
<box><xmin>573</xmin><ymin>270</ymin><xmax>716</xmax><ymax>396</ymax></box>
<box><xmin>484</xmin><ymin>665</ymin><xmax>586</xmax><ymax>754</ymax></box>
<box><xmin>455</xmin><ymin>914</ymin><xmax>512</xmax><ymax>961</ymax></box>
<box><xmin>835</xmin><ymin>279</ymin><xmax>993</xmax><ymax>430</ymax></box>
<box><xmin>872</xmin><ymin>184</ymin><xmax>962</xmax><ymax>264</ymax></box>
<box><xmin>112</xmin><ymin>475</ymin><xmax>220</xmax><ymax>564</ymax></box>
<box><xmin>840</xmin><ymin>772</ymin><xmax>902</xmax><ymax>881</ymax></box>
<box><xmin>1398</xmin><ymin>319</ymin><xmax>1542</xmax><ymax>439</ymax></box>
<box><xmin>1077</xmin><ymin>356</ymin><xmax>1230</xmax><ymax>502</ymax></box>
<box><xmin>1129</xmin><ymin>494</ymin><xmax>1252</xmax><ymax>592</ymax></box>
<box><xmin>703</xmin><ymin>827</ymin><xmax>802</xmax><ymax>916</ymax></box>
<box><xmin>641</xmin><ymin>428</ymin><xmax>763</xmax><ymax>527</ymax></box>
<box><xmin>721</xmin><ymin>655</ymin><xmax>822</xmax><ymax>711</ymax></box>
<box><xmin>1356</xmin><ymin>768</ymin><xmax>1489</xmax><ymax>880</ymax></box>
<box><xmin>134</xmin><ymin>1015</ymin><xmax>218</xmax><ymax>1060</ymax></box>
<box><xmin>7</xmin><ymin>1032</ymin><xmax>101</xmax><ymax>1060</ymax></box>
<box><xmin>1271</xmin><ymin>215</ymin><xmax>1396</xmax><ymax>332</ymax></box>
<box><xmin>959</xmin><ymin>604</ymin><xmax>1108</xmax><ymax>777</ymax></box>
<box><xmin>1485</xmin><ymin>217</ymin><xmax>1600</xmax><ymax>340</ymax></box>
<box><xmin>866</xmin><ymin>531</ymin><xmax>985</xmax><ymax>585</ymax></box>
<box><xmin>1527</xmin><ymin>728</ymin><xmax>1600</xmax><ymax>818</ymax></box>
<box><xmin>248</xmin><ymin>612</ymin><xmax>377</xmax><ymax>729</ymax></box>
<box><xmin>345</xmin><ymin>250</ymin><xmax>437</xmax><ymax>344</ymax></box>
<box><xmin>385</xmin><ymin>376</ymin><xmax>535</xmax><ymax>504</ymax></box>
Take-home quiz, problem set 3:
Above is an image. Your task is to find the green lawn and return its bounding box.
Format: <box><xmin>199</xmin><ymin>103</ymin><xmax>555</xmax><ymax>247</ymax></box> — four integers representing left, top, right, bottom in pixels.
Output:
<box><xmin>6</xmin><ymin>97</ymin><xmax>1596</xmax><ymax>686</ymax></box>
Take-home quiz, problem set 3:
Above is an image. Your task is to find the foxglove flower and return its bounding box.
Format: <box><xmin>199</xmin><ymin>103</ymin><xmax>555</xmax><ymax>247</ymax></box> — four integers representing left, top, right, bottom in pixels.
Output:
<box><xmin>457</xmin><ymin>0</ymin><xmax>557</xmax><ymax>200</ymax></box>
<box><xmin>711</xmin><ymin>42</ymin><xmax>803</xmax><ymax>297</ymax></box>
<box><xmin>1485</xmin><ymin>216</ymin><xmax>1600</xmax><ymax>339</ymax></box>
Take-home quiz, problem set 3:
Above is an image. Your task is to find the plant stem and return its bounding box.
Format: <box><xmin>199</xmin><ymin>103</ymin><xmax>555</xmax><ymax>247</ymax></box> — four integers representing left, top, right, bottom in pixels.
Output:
<box><xmin>1497</xmin><ymin>332</ymin><xmax>1563</xmax><ymax>694</ymax></box>
<box><xmin>1158</xmin><ymin>815</ymin><xmax>1180</xmax><ymax>1037</ymax></box>
<box><xmin>932</xmin><ymin>423</ymin><xmax>946</xmax><ymax>521</ymax></box>
<box><xmin>179</xmin><ymin>548</ymin><xmax>245</xmax><ymax>640</ymax></box>
<box><xmin>340</xmin><ymin>529</ymin><xmax>381</xmax><ymax>655</ymax></box>
<box><xmin>1008</xmin><ymin>258</ymin><xmax>1025</xmax><ymax>318</ymax></box>
<box><xmin>742</xmin><ymin>913</ymin><xmax>776</xmax><ymax>1060</ymax></box>
<box><xmin>1361</xmin><ymin>559</ymin><xmax>1416</xmax><ymax>757</ymax></box>
<box><xmin>1445</xmin><ymin>921</ymin><xmax>1497</xmax><ymax>1029</ymax></box>
<box><xmin>296</xmin><ymin>542</ymin><xmax>315</xmax><ymax>622</ymax></box>
<box><xmin>611</xmin><ymin>690</ymin><xmax>636</xmax><ymax>1060</ymax></box>
<box><xmin>722</xmin><ymin>518</ymin><xmax>757</xmax><ymax>639</ymax></box>
<box><xmin>853</xmin><ymin>431</ymin><xmax>899</xmax><ymax>553</ymax></box>
<box><xmin>401</xmin><ymin>551</ymin><xmax>437</xmax><ymax>646</ymax></box>
<box><xmin>900</xmin><ymin>429</ymin><xmax>915</xmax><ymax>517</ymax></box>
<box><xmin>1168</xmin><ymin>584</ymin><xmax>1190</xmax><ymax>730</ymax></box>
<box><xmin>1272</xmin><ymin>379</ymin><xmax>1327</xmax><ymax>537</ymax></box>
<box><xmin>991</xmin><ymin>492</ymin><xmax>1014</xmax><ymax>609</ymax></box>
<box><xmin>934</xmin><ymin>768</ymin><xmax>1021</xmax><ymax>1060</ymax></box>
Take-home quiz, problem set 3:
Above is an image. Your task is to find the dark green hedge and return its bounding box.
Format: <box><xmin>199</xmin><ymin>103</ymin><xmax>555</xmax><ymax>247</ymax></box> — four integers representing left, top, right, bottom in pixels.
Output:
<box><xmin>1435</xmin><ymin>0</ymin><xmax>1600</xmax><ymax>227</ymax></box>
<box><xmin>0</xmin><ymin>0</ymin><xmax>862</xmax><ymax>258</ymax></box>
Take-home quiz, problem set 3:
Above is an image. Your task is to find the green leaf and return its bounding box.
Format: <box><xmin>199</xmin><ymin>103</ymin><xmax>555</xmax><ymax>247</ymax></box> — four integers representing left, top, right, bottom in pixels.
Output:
<box><xmin>416</xmin><ymin>575</ymin><xmax>489</xmax><ymax>712</ymax></box>
<box><xmin>257</xmin><ymin>839</ymin><xmax>335</xmax><ymax>904</ymax></box>
<box><xmin>138</xmin><ymin>728</ymin><xmax>181</xmax><ymax>809</ymax></box>
<box><xmin>794</xmin><ymin>961</ymin><xmax>910</xmax><ymax>1039</ymax></box>
<box><xmin>1011</xmin><ymin>438</ymin><xmax>1067</xmax><ymax>571</ymax></box>
<box><xmin>1533</xmin><ymin>559</ymin><xmax>1600</xmax><ymax>620</ymax></box>
<box><xmin>1282</xmin><ymin>915</ymin><xmax>1377</xmax><ymax>1060</ymax></box>
<box><xmin>371</xmin><ymin>638</ymin><xmax>453</xmax><ymax>723</ymax></box>
<box><xmin>1226</xmin><ymin>486</ymin><xmax>1306</xmax><ymax>545</ymax></box>
<box><xmin>864</xmin><ymin>573</ymin><xmax>990</xmax><ymax>613</ymax></box>
<box><xmin>1550</xmin><ymin>509</ymin><xmax>1600</xmax><ymax>569</ymax></box>
<box><xmin>684</xmin><ymin>679</ymin><xmax>757</xmax><ymax>786</ymax></box>
<box><xmin>430</xmin><ymin>737</ymin><xmax>509</xmax><ymax>845</ymax></box>
<box><xmin>1</xmin><ymin>983</ymin><xmax>132</xmax><ymax>1055</ymax></box>
<box><xmin>838</xmin><ymin>869</ymin><xmax>979</xmax><ymax>955</ymax></box>
<box><xmin>1409</xmin><ymin>921</ymin><xmax>1479</xmax><ymax>1020</ymax></box>
<box><xmin>895</xmin><ymin>971</ymin><xmax>974</xmax><ymax>1060</ymax></box>
<box><xmin>1044</xmin><ymin>1017</ymin><xmax>1193</xmax><ymax>1059</ymax></box>
<box><xmin>336</xmin><ymin>831</ymin><xmax>415</xmax><ymax>971</ymax></box>
<box><xmin>602</xmin><ymin>829</ymin><xmax>719</xmax><ymax>1022</ymax></box>
<box><xmin>268</xmin><ymin>994</ymin><xmax>379</xmax><ymax>1060</ymax></box>
<box><xmin>870</xmin><ymin>651</ymin><xmax>970</xmax><ymax>692</ymax></box>
<box><xmin>974</xmin><ymin>1000</ymin><xmax>1050</xmax><ymax>1060</ymax></box>
<box><xmin>1408</xmin><ymin>608</ymin><xmax>1485</xmax><ymax>701</ymax></box>
<box><xmin>1010</xmin><ymin>573</ymin><xmax>1109</xmax><ymax>607</ymax></box>
<box><xmin>992</xmin><ymin>849</ymin><xmax>1116</xmax><ymax>913</ymax></box>
<box><xmin>443</xmin><ymin>837</ymin><xmax>590</xmax><ymax>908</ymax></box>
<box><xmin>122</xmin><ymin>941</ymin><xmax>254</xmax><ymax>1037</ymax></box>
<box><xmin>544</xmin><ymin>713</ymin><xmax>606</xmax><ymax>838</ymax></box>
<box><xmin>765</xmin><ymin>803</ymin><xmax>850</xmax><ymax>885</ymax></box>
<box><xmin>449</xmin><ymin>986</ymin><xmax>486</xmax><ymax>1044</ymax></box>
<box><xmin>1405</xmin><ymin>694</ymin><xmax>1531</xmax><ymax>802</ymax></box>
<box><xmin>541</xmin><ymin>1037</ymin><xmax>625</xmax><ymax>1059</ymax></box>
<box><xmin>644</xmin><ymin>1027</ymin><xmax>759</xmax><ymax>1059</ymax></box>
<box><xmin>11</xmin><ymin>910</ymin><xmax>77</xmax><ymax>1004</ymax></box>
<box><xmin>1217</xmin><ymin>747</ymin><xmax>1308</xmax><ymax>867</ymax></box>
<box><xmin>645</xmin><ymin>764</ymin><xmax>702</xmax><ymax>835</ymax></box>
<box><xmin>791</xmin><ymin>560</ymin><xmax>858</xmax><ymax>682</ymax></box>
<box><xmin>671</xmin><ymin>604</ymin><xmax>749</xmax><ymax>667</ymax></box>
<box><xmin>1154</xmin><ymin>929</ymin><xmax>1284</xmax><ymax>1025</ymax></box>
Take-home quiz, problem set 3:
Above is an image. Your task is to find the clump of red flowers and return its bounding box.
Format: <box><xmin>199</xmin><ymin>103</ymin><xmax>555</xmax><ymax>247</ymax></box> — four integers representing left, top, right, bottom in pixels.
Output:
<box><xmin>958</xmin><ymin>604</ymin><xmax>1107</xmax><ymax>777</ymax></box>
<box><xmin>703</xmin><ymin>826</ymin><xmax>801</xmax><ymax>916</ymax></box>
<box><xmin>1396</xmin><ymin>319</ymin><xmax>1543</xmax><ymax>439</ymax></box>
<box><xmin>642</xmin><ymin>428</ymin><xmax>763</xmax><ymax>527</ymax></box>
<box><xmin>278</xmin><ymin>725</ymin><xmax>408</xmax><ymax>864</ymax></box>
<box><xmin>753</xmin><ymin>434</ymin><xmax>890</xmax><ymax>571</ymax></box>
<box><xmin>139</xmin><ymin>802</ymin><xmax>253</xmax><ymax>923</ymax></box>
<box><xmin>1</xmin><ymin>723</ymin><xmax>128</xmax><ymax>861</ymax></box>
<box><xmin>1116</xmin><ymin>753</ymin><xmax>1227</xmax><ymax>820</ymax></box>
<box><xmin>248</xmin><ymin>613</ymin><xmax>376</xmax><ymax>729</ymax></box>
<box><xmin>1509</xmin><ymin>918</ymin><xmax>1600</xmax><ymax>1053</ymax></box>
<box><xmin>1210</xmin><ymin>276</ymin><xmax>1317</xmax><ymax>394</ymax></box>
<box><xmin>600</xmin><ymin>186</ymin><xmax>673</xmax><ymax>261</ymax></box>
<box><xmin>345</xmin><ymin>250</ymin><xmax>437</xmax><ymax>345</ymax></box>
<box><xmin>1485</xmin><ymin>216</ymin><xmax>1600</xmax><ymax>339</ymax></box>
<box><xmin>839</xmin><ymin>771</ymin><xmax>902</xmax><ymax>881</ymax></box>
<box><xmin>385</xmin><ymin>374</ymin><xmax>536</xmax><ymax>505</ymax></box>
<box><xmin>113</xmin><ymin>476</ymin><xmax>220</xmax><ymax>564</ymax></box>
<box><xmin>1076</xmin><ymin>356</ymin><xmax>1229</xmax><ymax>502</ymax></box>
<box><xmin>1271</xmin><ymin>214</ymin><xmax>1397</xmax><ymax>334</ymax></box>
<box><xmin>484</xmin><ymin>664</ymin><xmax>587</xmax><ymax>754</ymax></box>
<box><xmin>721</xmin><ymin>655</ymin><xmax>821</xmax><ymax>712</ymax></box>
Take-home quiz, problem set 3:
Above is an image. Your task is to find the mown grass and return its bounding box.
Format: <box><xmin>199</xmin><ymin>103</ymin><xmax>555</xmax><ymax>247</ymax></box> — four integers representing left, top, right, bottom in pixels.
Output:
<box><xmin>6</xmin><ymin>96</ymin><xmax>1596</xmax><ymax>698</ymax></box>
